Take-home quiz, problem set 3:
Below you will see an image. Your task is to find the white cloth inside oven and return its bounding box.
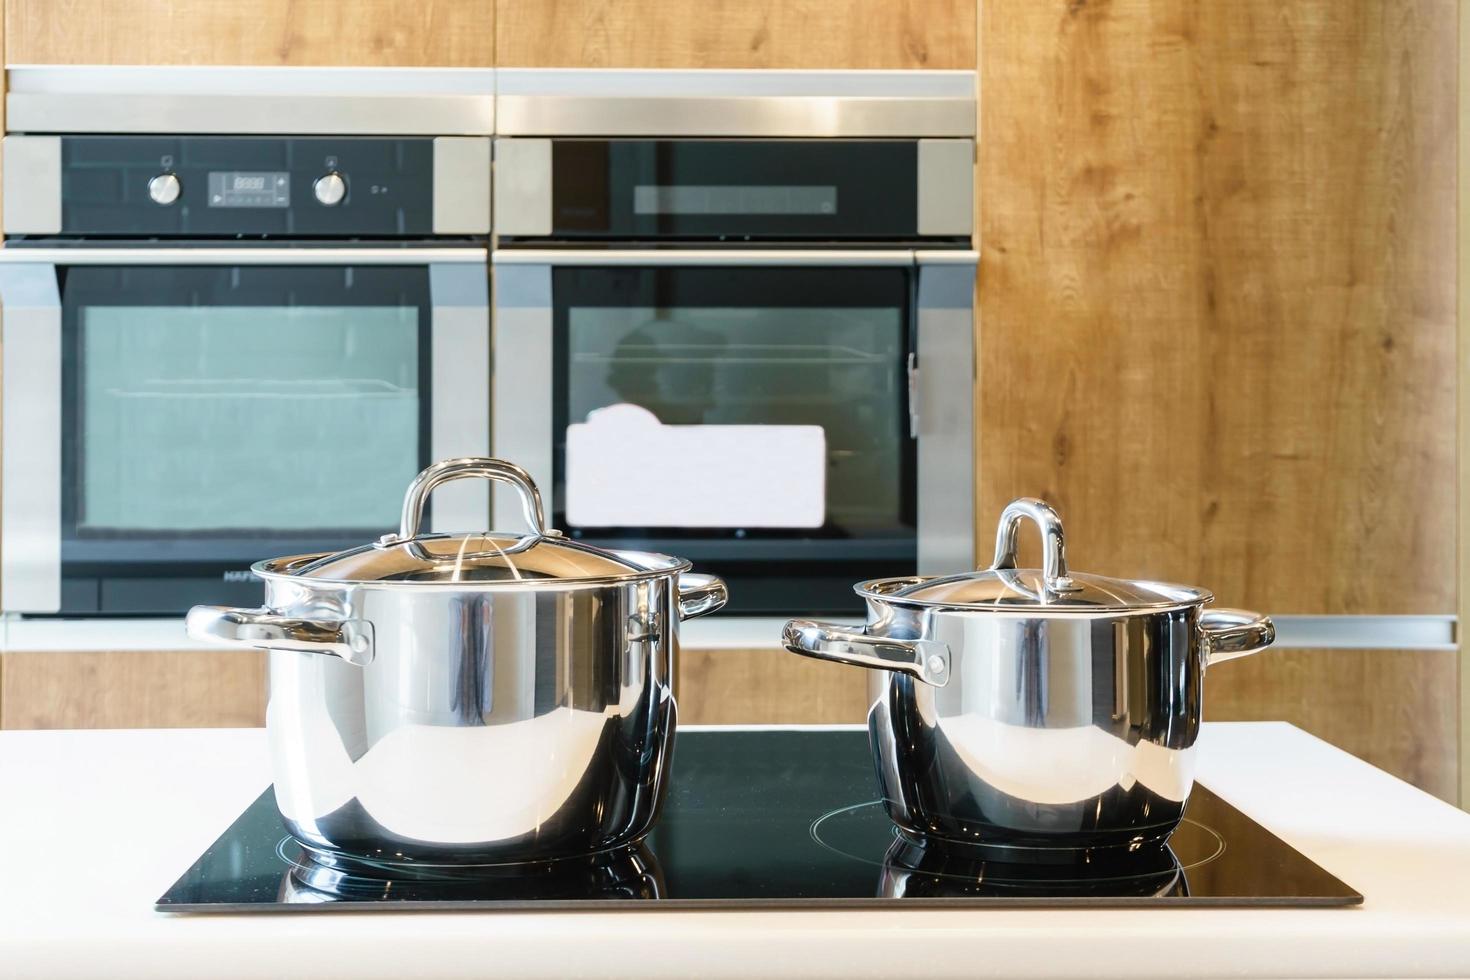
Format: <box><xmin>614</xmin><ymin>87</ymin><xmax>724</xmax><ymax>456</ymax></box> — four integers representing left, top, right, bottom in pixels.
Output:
<box><xmin>564</xmin><ymin>402</ymin><xmax>827</xmax><ymax>528</ymax></box>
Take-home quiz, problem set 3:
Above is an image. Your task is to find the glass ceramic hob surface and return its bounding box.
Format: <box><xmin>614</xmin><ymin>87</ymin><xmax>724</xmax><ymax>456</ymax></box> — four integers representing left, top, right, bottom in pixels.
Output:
<box><xmin>157</xmin><ymin>731</ymin><xmax>1360</xmax><ymax>912</ymax></box>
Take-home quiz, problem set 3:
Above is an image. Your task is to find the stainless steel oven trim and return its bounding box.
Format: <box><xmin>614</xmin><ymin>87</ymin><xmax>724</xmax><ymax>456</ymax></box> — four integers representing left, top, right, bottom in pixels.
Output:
<box><xmin>492</xmin><ymin>249</ymin><xmax>931</xmax><ymax>267</ymax></box>
<box><xmin>495</xmin><ymin>69</ymin><xmax>976</xmax><ymax>138</ymax></box>
<box><xmin>914</xmin><ymin>250</ymin><xmax>982</xmax><ymax>266</ymax></box>
<box><xmin>0</xmin><ymin>248</ymin><xmax>488</xmax><ymax>266</ymax></box>
<box><xmin>428</xmin><ymin>263</ymin><xmax>492</xmax><ymax>533</ymax></box>
<box><xmin>1</xmin><ymin>135</ymin><xmax>61</xmax><ymax>234</ymax></box>
<box><xmin>496</xmin><ymin>69</ymin><xmax>976</xmax><ymax>98</ymax></box>
<box><xmin>431</xmin><ymin>137</ymin><xmax>492</xmax><ymax>235</ymax></box>
<box><xmin>495</xmin><ymin>95</ymin><xmax>976</xmax><ymax>139</ymax></box>
<box><xmin>492</xmin><ymin>138</ymin><xmax>553</xmax><ymax>238</ymax></box>
<box><xmin>0</xmin><ymin>264</ymin><xmax>63</xmax><ymax>613</ymax></box>
<box><xmin>917</xmin><ymin>139</ymin><xmax>974</xmax><ymax>238</ymax></box>
<box><xmin>6</xmin><ymin>66</ymin><xmax>495</xmax><ymax>136</ymax></box>
<box><xmin>490</xmin><ymin>263</ymin><xmax>555</xmax><ymax>523</ymax></box>
<box><xmin>915</xmin><ymin>260</ymin><xmax>978</xmax><ymax>576</ymax></box>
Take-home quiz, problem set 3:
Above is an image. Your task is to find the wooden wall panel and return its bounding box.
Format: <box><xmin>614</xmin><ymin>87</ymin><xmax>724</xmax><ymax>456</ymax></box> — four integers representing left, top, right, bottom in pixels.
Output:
<box><xmin>0</xmin><ymin>651</ymin><xmax>266</xmax><ymax>729</ymax></box>
<box><xmin>977</xmin><ymin>0</ymin><xmax>1457</xmax><ymax>616</ymax></box>
<box><xmin>5</xmin><ymin>0</ymin><xmax>494</xmax><ymax>66</ymax></box>
<box><xmin>495</xmin><ymin>0</ymin><xmax>975</xmax><ymax>69</ymax></box>
<box><xmin>1209</xmin><ymin>649</ymin><xmax>1458</xmax><ymax>804</ymax></box>
<box><xmin>676</xmin><ymin>648</ymin><xmax>869</xmax><ymax>725</ymax></box>
<box><xmin>1457</xmin><ymin>0</ymin><xmax>1469</xmax><ymax>809</ymax></box>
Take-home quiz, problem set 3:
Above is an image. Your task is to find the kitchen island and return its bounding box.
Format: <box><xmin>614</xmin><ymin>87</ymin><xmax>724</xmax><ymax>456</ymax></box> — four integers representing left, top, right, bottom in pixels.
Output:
<box><xmin>1</xmin><ymin>722</ymin><xmax>1466</xmax><ymax>979</ymax></box>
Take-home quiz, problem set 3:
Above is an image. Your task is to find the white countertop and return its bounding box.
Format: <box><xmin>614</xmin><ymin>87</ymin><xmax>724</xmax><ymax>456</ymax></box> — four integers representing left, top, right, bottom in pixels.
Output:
<box><xmin>1</xmin><ymin>722</ymin><xmax>1467</xmax><ymax>980</ymax></box>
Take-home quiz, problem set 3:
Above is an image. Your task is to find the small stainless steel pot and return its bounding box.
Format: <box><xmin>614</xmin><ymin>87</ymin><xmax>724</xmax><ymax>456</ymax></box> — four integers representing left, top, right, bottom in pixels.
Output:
<box><xmin>188</xmin><ymin>457</ymin><xmax>727</xmax><ymax>863</ymax></box>
<box><xmin>783</xmin><ymin>498</ymin><xmax>1273</xmax><ymax>852</ymax></box>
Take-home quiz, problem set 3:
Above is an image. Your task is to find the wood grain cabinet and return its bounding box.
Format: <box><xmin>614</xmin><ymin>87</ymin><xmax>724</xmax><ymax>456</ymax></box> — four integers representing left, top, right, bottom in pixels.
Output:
<box><xmin>0</xmin><ymin>650</ymin><xmax>266</xmax><ymax>730</ymax></box>
<box><xmin>976</xmin><ymin>0</ymin><xmax>1457</xmax><ymax>617</ymax></box>
<box><xmin>1208</xmin><ymin>648</ymin><xmax>1460</xmax><ymax>804</ymax></box>
<box><xmin>676</xmin><ymin>648</ymin><xmax>869</xmax><ymax>726</ymax></box>
<box><xmin>494</xmin><ymin>0</ymin><xmax>975</xmax><ymax>69</ymax></box>
<box><xmin>4</xmin><ymin>0</ymin><xmax>495</xmax><ymax>66</ymax></box>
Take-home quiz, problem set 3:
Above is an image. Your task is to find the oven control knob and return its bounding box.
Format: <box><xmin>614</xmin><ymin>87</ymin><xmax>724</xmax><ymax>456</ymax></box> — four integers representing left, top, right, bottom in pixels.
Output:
<box><xmin>313</xmin><ymin>172</ymin><xmax>347</xmax><ymax>207</ymax></box>
<box><xmin>147</xmin><ymin>172</ymin><xmax>181</xmax><ymax>206</ymax></box>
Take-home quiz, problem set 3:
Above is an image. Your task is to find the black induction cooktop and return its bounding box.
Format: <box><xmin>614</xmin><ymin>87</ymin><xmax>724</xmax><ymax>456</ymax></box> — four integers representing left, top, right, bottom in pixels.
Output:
<box><xmin>157</xmin><ymin>730</ymin><xmax>1361</xmax><ymax>911</ymax></box>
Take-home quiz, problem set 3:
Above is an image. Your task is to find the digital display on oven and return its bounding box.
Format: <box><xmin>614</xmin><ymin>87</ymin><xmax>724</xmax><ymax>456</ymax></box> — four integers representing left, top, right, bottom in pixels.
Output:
<box><xmin>208</xmin><ymin>171</ymin><xmax>290</xmax><ymax>208</ymax></box>
<box><xmin>632</xmin><ymin>185</ymin><xmax>837</xmax><ymax>216</ymax></box>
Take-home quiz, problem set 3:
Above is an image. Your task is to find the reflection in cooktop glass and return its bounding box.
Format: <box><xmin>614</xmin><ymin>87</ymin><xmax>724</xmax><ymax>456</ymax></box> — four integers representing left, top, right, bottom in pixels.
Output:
<box><xmin>157</xmin><ymin>730</ymin><xmax>1360</xmax><ymax>912</ymax></box>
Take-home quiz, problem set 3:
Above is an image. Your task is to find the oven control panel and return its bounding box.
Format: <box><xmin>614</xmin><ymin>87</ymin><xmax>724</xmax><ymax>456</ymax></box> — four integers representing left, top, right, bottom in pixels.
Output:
<box><xmin>52</xmin><ymin>137</ymin><xmax>436</xmax><ymax>236</ymax></box>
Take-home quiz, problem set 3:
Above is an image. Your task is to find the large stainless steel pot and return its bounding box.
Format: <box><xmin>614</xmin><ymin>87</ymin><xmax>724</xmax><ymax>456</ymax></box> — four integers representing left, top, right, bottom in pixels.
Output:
<box><xmin>188</xmin><ymin>457</ymin><xmax>727</xmax><ymax>863</ymax></box>
<box><xmin>783</xmin><ymin>497</ymin><xmax>1273</xmax><ymax>852</ymax></box>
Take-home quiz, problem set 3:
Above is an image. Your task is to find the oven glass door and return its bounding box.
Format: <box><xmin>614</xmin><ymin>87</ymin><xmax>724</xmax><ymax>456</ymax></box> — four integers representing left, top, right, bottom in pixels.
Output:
<box><xmin>58</xmin><ymin>263</ymin><xmax>432</xmax><ymax>612</ymax></box>
<box><xmin>550</xmin><ymin>265</ymin><xmax>916</xmax><ymax>615</ymax></box>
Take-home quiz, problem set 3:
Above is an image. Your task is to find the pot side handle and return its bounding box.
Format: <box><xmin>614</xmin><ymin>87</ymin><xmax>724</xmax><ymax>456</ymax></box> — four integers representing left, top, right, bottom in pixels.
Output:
<box><xmin>185</xmin><ymin>606</ymin><xmax>375</xmax><ymax>667</ymax></box>
<box><xmin>783</xmin><ymin>620</ymin><xmax>951</xmax><ymax>687</ymax></box>
<box><xmin>677</xmin><ymin>573</ymin><xmax>729</xmax><ymax>621</ymax></box>
<box><xmin>1200</xmin><ymin>608</ymin><xmax>1275</xmax><ymax>666</ymax></box>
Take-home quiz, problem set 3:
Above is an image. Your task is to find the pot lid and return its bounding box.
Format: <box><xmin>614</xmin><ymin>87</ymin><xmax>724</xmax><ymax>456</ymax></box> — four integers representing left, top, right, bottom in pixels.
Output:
<box><xmin>263</xmin><ymin>458</ymin><xmax>686</xmax><ymax>585</ymax></box>
<box><xmin>860</xmin><ymin>498</ymin><xmax>1211</xmax><ymax>612</ymax></box>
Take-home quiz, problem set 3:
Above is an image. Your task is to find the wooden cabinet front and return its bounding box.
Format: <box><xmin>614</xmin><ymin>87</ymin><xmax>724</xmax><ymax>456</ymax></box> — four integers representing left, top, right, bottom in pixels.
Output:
<box><xmin>675</xmin><ymin>648</ymin><xmax>869</xmax><ymax>726</ymax></box>
<box><xmin>1208</xmin><ymin>647</ymin><xmax>1458</xmax><ymax>804</ymax></box>
<box><xmin>976</xmin><ymin>0</ymin><xmax>1456</xmax><ymax>617</ymax></box>
<box><xmin>494</xmin><ymin>0</ymin><xmax>975</xmax><ymax>69</ymax></box>
<box><xmin>0</xmin><ymin>650</ymin><xmax>266</xmax><ymax>729</ymax></box>
<box><xmin>5</xmin><ymin>0</ymin><xmax>494</xmax><ymax>66</ymax></box>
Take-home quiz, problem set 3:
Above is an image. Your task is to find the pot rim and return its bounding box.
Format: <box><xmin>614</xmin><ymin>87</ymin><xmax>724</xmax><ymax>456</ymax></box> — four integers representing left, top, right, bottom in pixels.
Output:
<box><xmin>854</xmin><ymin>575</ymin><xmax>1215</xmax><ymax>615</ymax></box>
<box><xmin>252</xmin><ymin>550</ymin><xmax>695</xmax><ymax>590</ymax></box>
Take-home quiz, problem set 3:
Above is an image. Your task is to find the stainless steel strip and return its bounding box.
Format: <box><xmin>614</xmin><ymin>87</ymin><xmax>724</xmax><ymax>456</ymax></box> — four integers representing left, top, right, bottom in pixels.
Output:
<box><xmin>1268</xmin><ymin>615</ymin><xmax>1458</xmax><ymax>651</ymax></box>
<box><xmin>1</xmin><ymin>614</ymin><xmax>1458</xmax><ymax>654</ymax></box>
<box><xmin>490</xmin><ymin>264</ymin><xmax>555</xmax><ymax>523</ymax></box>
<box><xmin>494</xmin><ymin>69</ymin><xmax>977</xmax><ymax>98</ymax></box>
<box><xmin>428</xmin><ymin>264</ymin><xmax>492</xmax><ymax>534</ymax></box>
<box><xmin>493</xmin><ymin>68</ymin><xmax>974</xmax><ymax>138</ymax></box>
<box><xmin>0</xmin><ymin>248</ymin><xmax>488</xmax><ymax>266</ymax></box>
<box><xmin>432</xmin><ymin>137</ymin><xmax>492</xmax><ymax>235</ymax></box>
<box><xmin>917</xmin><ymin>139</ymin><xmax>975</xmax><ymax>237</ymax></box>
<box><xmin>0</xmin><ymin>264</ymin><xmax>62</xmax><ymax>613</ymax></box>
<box><xmin>915</xmin><ymin>250</ymin><xmax>981</xmax><ymax>266</ymax></box>
<box><xmin>492</xmin><ymin>138</ymin><xmax>553</xmax><ymax>237</ymax></box>
<box><xmin>495</xmin><ymin>95</ymin><xmax>974</xmax><ymax>138</ymax></box>
<box><xmin>7</xmin><ymin>93</ymin><xmax>495</xmax><ymax>136</ymax></box>
<box><xmin>6</xmin><ymin>66</ymin><xmax>496</xmax><ymax>136</ymax></box>
<box><xmin>1</xmin><ymin>136</ymin><xmax>61</xmax><ymax>234</ymax></box>
<box><xmin>493</xmin><ymin>249</ymin><xmax>921</xmax><ymax>267</ymax></box>
<box><xmin>914</xmin><ymin>261</ymin><xmax>978</xmax><ymax>576</ymax></box>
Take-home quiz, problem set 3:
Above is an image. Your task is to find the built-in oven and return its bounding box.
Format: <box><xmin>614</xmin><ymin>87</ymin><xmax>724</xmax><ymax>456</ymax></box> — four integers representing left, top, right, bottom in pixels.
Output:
<box><xmin>0</xmin><ymin>127</ymin><xmax>491</xmax><ymax>615</ymax></box>
<box><xmin>491</xmin><ymin>72</ymin><xmax>977</xmax><ymax>615</ymax></box>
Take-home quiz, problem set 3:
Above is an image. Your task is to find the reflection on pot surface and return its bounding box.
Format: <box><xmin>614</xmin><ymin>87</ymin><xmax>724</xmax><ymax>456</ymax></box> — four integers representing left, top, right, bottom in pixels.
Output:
<box><xmin>279</xmin><ymin>838</ymin><xmax>665</xmax><ymax>904</ymax></box>
<box><xmin>878</xmin><ymin>836</ymin><xmax>1186</xmax><ymax>900</ymax></box>
<box><xmin>188</xmin><ymin>457</ymin><xmax>728</xmax><ymax>863</ymax></box>
<box><xmin>786</xmin><ymin>497</ymin><xmax>1275</xmax><ymax>850</ymax></box>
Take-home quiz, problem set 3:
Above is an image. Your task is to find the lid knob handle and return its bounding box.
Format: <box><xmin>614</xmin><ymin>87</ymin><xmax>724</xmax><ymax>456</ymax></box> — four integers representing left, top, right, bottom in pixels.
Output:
<box><xmin>388</xmin><ymin>457</ymin><xmax>551</xmax><ymax>544</ymax></box>
<box><xmin>989</xmin><ymin>497</ymin><xmax>1080</xmax><ymax>594</ymax></box>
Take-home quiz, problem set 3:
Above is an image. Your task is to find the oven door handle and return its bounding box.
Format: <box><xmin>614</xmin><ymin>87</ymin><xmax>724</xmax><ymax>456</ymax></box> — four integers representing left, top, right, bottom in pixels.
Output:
<box><xmin>492</xmin><ymin>248</ymin><xmax>977</xmax><ymax>268</ymax></box>
<box><xmin>0</xmin><ymin>247</ymin><xmax>488</xmax><ymax>266</ymax></box>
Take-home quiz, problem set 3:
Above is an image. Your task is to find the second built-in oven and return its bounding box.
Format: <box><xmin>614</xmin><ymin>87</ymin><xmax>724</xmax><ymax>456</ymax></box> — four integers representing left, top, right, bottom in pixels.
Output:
<box><xmin>492</xmin><ymin>136</ymin><xmax>977</xmax><ymax>615</ymax></box>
